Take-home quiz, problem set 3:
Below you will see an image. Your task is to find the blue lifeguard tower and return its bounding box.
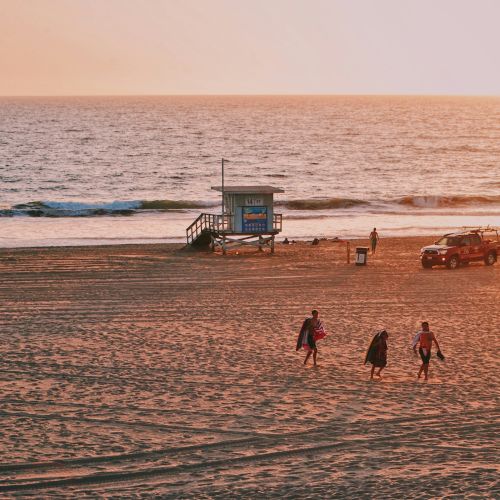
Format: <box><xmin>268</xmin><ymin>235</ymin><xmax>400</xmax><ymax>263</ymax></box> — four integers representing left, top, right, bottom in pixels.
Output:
<box><xmin>186</xmin><ymin>185</ymin><xmax>284</xmax><ymax>254</ymax></box>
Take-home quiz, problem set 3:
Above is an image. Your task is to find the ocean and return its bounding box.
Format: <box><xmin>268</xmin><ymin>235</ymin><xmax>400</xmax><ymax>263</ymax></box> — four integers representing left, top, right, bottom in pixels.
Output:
<box><xmin>1</xmin><ymin>95</ymin><xmax>499</xmax><ymax>247</ymax></box>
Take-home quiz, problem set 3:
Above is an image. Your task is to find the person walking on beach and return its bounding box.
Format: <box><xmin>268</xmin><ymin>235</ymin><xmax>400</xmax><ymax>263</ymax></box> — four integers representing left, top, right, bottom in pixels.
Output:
<box><xmin>412</xmin><ymin>321</ymin><xmax>443</xmax><ymax>380</ymax></box>
<box><xmin>296</xmin><ymin>309</ymin><xmax>326</xmax><ymax>366</ymax></box>
<box><xmin>369</xmin><ymin>228</ymin><xmax>379</xmax><ymax>254</ymax></box>
<box><xmin>364</xmin><ymin>330</ymin><xmax>389</xmax><ymax>379</ymax></box>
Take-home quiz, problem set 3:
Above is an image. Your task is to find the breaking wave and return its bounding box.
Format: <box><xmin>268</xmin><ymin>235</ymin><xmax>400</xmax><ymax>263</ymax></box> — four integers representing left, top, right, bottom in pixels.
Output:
<box><xmin>139</xmin><ymin>200</ymin><xmax>216</xmax><ymax>210</ymax></box>
<box><xmin>277</xmin><ymin>198</ymin><xmax>368</xmax><ymax>210</ymax></box>
<box><xmin>2</xmin><ymin>194</ymin><xmax>499</xmax><ymax>218</ymax></box>
<box><xmin>396</xmin><ymin>195</ymin><xmax>500</xmax><ymax>208</ymax></box>
<box><xmin>0</xmin><ymin>200</ymin><xmax>217</xmax><ymax>217</ymax></box>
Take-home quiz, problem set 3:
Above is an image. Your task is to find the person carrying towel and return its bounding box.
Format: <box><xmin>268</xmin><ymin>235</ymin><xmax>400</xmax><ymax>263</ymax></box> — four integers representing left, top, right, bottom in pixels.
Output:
<box><xmin>296</xmin><ymin>309</ymin><xmax>326</xmax><ymax>366</ymax></box>
<box><xmin>365</xmin><ymin>330</ymin><xmax>389</xmax><ymax>379</ymax></box>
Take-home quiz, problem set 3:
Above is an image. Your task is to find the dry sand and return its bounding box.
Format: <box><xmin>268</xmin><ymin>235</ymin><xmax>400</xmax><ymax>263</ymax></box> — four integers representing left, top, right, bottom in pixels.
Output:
<box><xmin>0</xmin><ymin>237</ymin><xmax>498</xmax><ymax>498</ymax></box>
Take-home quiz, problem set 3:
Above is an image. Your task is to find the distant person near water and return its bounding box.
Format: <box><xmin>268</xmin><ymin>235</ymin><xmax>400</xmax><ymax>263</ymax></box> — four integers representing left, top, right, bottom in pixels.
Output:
<box><xmin>296</xmin><ymin>309</ymin><xmax>326</xmax><ymax>366</ymax></box>
<box><xmin>412</xmin><ymin>321</ymin><xmax>444</xmax><ymax>380</ymax></box>
<box><xmin>369</xmin><ymin>228</ymin><xmax>379</xmax><ymax>254</ymax></box>
<box><xmin>364</xmin><ymin>330</ymin><xmax>389</xmax><ymax>379</ymax></box>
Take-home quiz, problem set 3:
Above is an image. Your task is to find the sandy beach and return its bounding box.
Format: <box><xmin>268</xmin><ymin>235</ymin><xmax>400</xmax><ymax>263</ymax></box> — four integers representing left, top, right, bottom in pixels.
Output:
<box><xmin>0</xmin><ymin>237</ymin><xmax>498</xmax><ymax>497</ymax></box>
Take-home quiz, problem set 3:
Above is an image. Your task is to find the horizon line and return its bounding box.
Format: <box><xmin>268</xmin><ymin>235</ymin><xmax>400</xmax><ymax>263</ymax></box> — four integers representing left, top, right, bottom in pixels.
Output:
<box><xmin>0</xmin><ymin>92</ymin><xmax>499</xmax><ymax>98</ymax></box>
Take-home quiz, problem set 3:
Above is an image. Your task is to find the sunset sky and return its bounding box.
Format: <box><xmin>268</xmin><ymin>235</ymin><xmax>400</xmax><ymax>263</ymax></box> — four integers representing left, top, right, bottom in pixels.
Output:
<box><xmin>1</xmin><ymin>0</ymin><xmax>499</xmax><ymax>96</ymax></box>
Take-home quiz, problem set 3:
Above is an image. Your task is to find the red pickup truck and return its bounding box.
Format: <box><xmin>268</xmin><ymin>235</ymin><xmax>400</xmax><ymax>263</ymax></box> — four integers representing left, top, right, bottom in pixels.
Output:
<box><xmin>420</xmin><ymin>227</ymin><xmax>499</xmax><ymax>269</ymax></box>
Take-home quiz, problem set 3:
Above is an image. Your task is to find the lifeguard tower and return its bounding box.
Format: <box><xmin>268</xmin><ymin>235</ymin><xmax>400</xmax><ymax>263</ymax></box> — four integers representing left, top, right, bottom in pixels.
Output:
<box><xmin>186</xmin><ymin>185</ymin><xmax>284</xmax><ymax>254</ymax></box>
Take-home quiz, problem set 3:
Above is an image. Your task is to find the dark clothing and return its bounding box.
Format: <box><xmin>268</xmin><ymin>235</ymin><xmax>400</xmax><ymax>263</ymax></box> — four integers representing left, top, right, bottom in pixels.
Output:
<box><xmin>419</xmin><ymin>347</ymin><xmax>431</xmax><ymax>364</ymax></box>
<box><xmin>366</xmin><ymin>335</ymin><xmax>387</xmax><ymax>367</ymax></box>
<box><xmin>296</xmin><ymin>317</ymin><xmax>316</xmax><ymax>351</ymax></box>
<box><xmin>306</xmin><ymin>330</ymin><xmax>316</xmax><ymax>350</ymax></box>
<box><xmin>369</xmin><ymin>231</ymin><xmax>378</xmax><ymax>252</ymax></box>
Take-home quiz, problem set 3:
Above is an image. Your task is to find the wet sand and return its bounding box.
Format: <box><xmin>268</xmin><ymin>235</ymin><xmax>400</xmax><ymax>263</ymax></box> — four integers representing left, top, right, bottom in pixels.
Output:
<box><xmin>0</xmin><ymin>237</ymin><xmax>498</xmax><ymax>497</ymax></box>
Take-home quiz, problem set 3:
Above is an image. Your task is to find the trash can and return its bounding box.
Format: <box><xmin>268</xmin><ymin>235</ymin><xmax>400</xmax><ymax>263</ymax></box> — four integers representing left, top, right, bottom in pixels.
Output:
<box><xmin>355</xmin><ymin>247</ymin><xmax>369</xmax><ymax>266</ymax></box>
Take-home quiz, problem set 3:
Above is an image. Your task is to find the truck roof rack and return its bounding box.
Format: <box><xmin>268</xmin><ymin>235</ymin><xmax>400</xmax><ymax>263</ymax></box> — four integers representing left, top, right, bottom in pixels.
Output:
<box><xmin>461</xmin><ymin>226</ymin><xmax>499</xmax><ymax>237</ymax></box>
<box><xmin>461</xmin><ymin>225</ymin><xmax>499</xmax><ymax>232</ymax></box>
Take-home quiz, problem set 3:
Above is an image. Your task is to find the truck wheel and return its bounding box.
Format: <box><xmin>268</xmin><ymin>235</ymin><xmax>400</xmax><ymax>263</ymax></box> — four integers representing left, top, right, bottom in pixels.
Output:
<box><xmin>484</xmin><ymin>251</ymin><xmax>497</xmax><ymax>266</ymax></box>
<box><xmin>422</xmin><ymin>261</ymin><xmax>433</xmax><ymax>269</ymax></box>
<box><xmin>446</xmin><ymin>255</ymin><xmax>460</xmax><ymax>269</ymax></box>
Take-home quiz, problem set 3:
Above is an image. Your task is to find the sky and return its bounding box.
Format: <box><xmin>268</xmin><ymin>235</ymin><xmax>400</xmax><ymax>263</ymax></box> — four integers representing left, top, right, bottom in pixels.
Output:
<box><xmin>1</xmin><ymin>0</ymin><xmax>499</xmax><ymax>96</ymax></box>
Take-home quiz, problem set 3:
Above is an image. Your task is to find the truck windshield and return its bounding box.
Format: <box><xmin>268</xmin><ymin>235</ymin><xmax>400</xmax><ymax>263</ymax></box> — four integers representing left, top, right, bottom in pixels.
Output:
<box><xmin>436</xmin><ymin>236</ymin><xmax>460</xmax><ymax>246</ymax></box>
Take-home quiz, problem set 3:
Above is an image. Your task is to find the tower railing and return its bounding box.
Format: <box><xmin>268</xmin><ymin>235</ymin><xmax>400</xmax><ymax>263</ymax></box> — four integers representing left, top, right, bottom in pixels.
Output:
<box><xmin>186</xmin><ymin>212</ymin><xmax>282</xmax><ymax>245</ymax></box>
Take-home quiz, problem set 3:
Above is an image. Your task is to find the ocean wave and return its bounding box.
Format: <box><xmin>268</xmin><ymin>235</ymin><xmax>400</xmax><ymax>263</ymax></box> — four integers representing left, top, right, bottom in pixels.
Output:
<box><xmin>396</xmin><ymin>194</ymin><xmax>500</xmax><ymax>208</ymax></box>
<box><xmin>139</xmin><ymin>200</ymin><xmax>215</xmax><ymax>210</ymax></box>
<box><xmin>283</xmin><ymin>214</ymin><xmax>334</xmax><ymax>220</ymax></box>
<box><xmin>1</xmin><ymin>199</ymin><xmax>217</xmax><ymax>217</ymax></box>
<box><xmin>2</xmin><ymin>194</ymin><xmax>499</xmax><ymax>218</ymax></box>
<box><xmin>277</xmin><ymin>198</ymin><xmax>368</xmax><ymax>210</ymax></box>
<box><xmin>277</xmin><ymin>194</ymin><xmax>500</xmax><ymax>212</ymax></box>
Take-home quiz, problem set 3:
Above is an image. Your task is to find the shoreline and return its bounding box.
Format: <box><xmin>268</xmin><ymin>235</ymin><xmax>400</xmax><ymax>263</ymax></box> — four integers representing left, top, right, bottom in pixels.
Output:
<box><xmin>0</xmin><ymin>232</ymin><xmax>481</xmax><ymax>252</ymax></box>
<box><xmin>0</xmin><ymin>234</ymin><xmax>437</xmax><ymax>252</ymax></box>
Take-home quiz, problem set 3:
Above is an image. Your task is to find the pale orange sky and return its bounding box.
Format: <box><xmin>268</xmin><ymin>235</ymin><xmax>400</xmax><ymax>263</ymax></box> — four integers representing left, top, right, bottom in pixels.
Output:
<box><xmin>1</xmin><ymin>0</ymin><xmax>499</xmax><ymax>96</ymax></box>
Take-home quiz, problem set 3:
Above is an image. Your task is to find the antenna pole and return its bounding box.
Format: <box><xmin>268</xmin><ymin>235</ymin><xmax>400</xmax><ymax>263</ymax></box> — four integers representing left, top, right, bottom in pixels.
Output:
<box><xmin>221</xmin><ymin>158</ymin><xmax>225</xmax><ymax>225</ymax></box>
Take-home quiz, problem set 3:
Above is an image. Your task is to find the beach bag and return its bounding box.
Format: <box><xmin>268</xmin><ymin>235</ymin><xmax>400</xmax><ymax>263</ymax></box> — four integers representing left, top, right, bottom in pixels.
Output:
<box><xmin>313</xmin><ymin>326</ymin><xmax>326</xmax><ymax>342</ymax></box>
